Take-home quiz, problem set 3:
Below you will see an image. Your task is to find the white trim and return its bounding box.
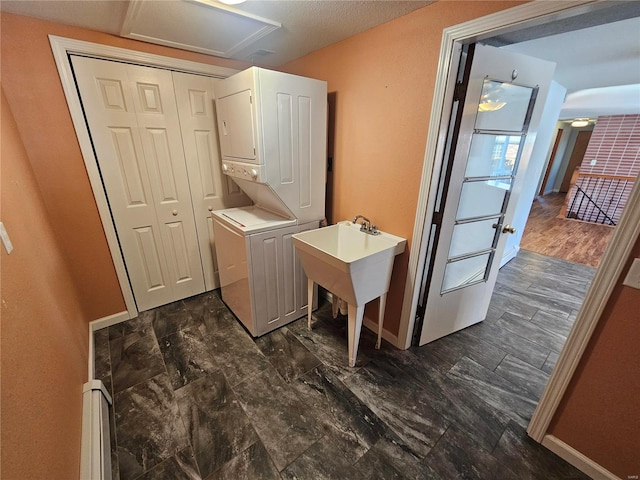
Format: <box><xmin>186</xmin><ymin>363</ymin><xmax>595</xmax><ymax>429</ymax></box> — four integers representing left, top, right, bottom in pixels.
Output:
<box><xmin>363</xmin><ymin>316</ymin><xmax>399</xmax><ymax>347</ymax></box>
<box><xmin>394</xmin><ymin>0</ymin><xmax>633</xmax><ymax>457</ymax></box>
<box><xmin>541</xmin><ymin>435</ymin><xmax>622</xmax><ymax>480</ymax></box>
<box><xmin>399</xmin><ymin>0</ymin><xmax>606</xmax><ymax>349</ymax></box>
<box><xmin>121</xmin><ymin>0</ymin><xmax>281</xmax><ymax>59</ymax></box>
<box><xmin>48</xmin><ymin>35</ymin><xmax>240</xmax><ymax>320</ymax></box>
<box><xmin>500</xmin><ymin>244</ymin><xmax>519</xmax><ymax>267</ymax></box>
<box><xmin>49</xmin><ymin>35</ymin><xmax>239</xmax><ymax>77</ymax></box>
<box><xmin>528</xmin><ymin>174</ymin><xmax>640</xmax><ymax>440</ymax></box>
<box><xmin>90</xmin><ymin>311</ymin><xmax>131</xmax><ymax>332</ymax></box>
<box><xmin>88</xmin><ymin>323</ymin><xmax>95</xmax><ymax>381</ymax></box>
<box><xmin>322</xmin><ymin>291</ymin><xmax>399</xmax><ymax>347</ymax></box>
<box><xmin>87</xmin><ymin>311</ymin><xmax>130</xmax><ymax>380</ymax></box>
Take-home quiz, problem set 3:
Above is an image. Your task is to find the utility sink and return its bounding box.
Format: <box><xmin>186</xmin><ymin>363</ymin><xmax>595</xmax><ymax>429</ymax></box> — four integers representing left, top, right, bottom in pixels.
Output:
<box><xmin>292</xmin><ymin>221</ymin><xmax>406</xmax><ymax>367</ymax></box>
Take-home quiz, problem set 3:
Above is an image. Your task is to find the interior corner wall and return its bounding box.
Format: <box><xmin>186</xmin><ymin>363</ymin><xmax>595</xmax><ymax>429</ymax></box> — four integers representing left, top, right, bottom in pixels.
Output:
<box><xmin>550</xmin><ymin>123</ymin><xmax>594</xmax><ymax>192</ymax></box>
<box><xmin>548</xmin><ymin>236</ymin><xmax>640</xmax><ymax>478</ymax></box>
<box><xmin>545</xmin><ymin>121</ymin><xmax>572</xmax><ymax>194</ymax></box>
<box><xmin>0</xmin><ymin>13</ymin><xmax>249</xmax><ymax>321</ymax></box>
<box><xmin>1</xmin><ymin>86</ymin><xmax>88</xmax><ymax>479</ymax></box>
<box><xmin>279</xmin><ymin>0</ymin><xmax>526</xmax><ymax>335</ymax></box>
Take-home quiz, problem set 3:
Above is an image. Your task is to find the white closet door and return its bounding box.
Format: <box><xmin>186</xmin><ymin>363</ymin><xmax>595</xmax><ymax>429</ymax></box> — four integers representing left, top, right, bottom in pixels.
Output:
<box><xmin>72</xmin><ymin>56</ymin><xmax>205</xmax><ymax>311</ymax></box>
<box><xmin>172</xmin><ymin>72</ymin><xmax>249</xmax><ymax>290</ymax></box>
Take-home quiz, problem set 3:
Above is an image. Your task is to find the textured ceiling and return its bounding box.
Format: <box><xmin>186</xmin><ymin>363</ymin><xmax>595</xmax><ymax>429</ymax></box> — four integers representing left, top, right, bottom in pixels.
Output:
<box><xmin>0</xmin><ymin>0</ymin><xmax>433</xmax><ymax>66</ymax></box>
<box><xmin>2</xmin><ymin>0</ymin><xmax>639</xmax><ymax>118</ymax></box>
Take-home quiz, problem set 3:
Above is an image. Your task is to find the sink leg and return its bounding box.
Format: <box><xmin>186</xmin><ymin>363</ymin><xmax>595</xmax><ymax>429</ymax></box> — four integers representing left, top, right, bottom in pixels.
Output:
<box><xmin>376</xmin><ymin>293</ymin><xmax>387</xmax><ymax>349</ymax></box>
<box><xmin>347</xmin><ymin>304</ymin><xmax>365</xmax><ymax>367</ymax></box>
<box><xmin>331</xmin><ymin>294</ymin><xmax>339</xmax><ymax>319</ymax></box>
<box><xmin>307</xmin><ymin>279</ymin><xmax>314</xmax><ymax>330</ymax></box>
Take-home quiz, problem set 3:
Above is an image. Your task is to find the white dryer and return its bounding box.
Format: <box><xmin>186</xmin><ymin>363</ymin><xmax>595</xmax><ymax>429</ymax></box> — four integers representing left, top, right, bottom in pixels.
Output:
<box><xmin>212</xmin><ymin>67</ymin><xmax>327</xmax><ymax>336</ymax></box>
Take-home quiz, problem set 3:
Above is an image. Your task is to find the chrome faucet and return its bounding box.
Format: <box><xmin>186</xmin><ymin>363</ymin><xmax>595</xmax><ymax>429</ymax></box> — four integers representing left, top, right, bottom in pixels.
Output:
<box><xmin>353</xmin><ymin>215</ymin><xmax>380</xmax><ymax>235</ymax></box>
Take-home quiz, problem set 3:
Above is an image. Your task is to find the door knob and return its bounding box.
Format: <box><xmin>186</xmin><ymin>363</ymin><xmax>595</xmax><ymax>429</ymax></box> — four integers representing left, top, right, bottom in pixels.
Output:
<box><xmin>172</xmin><ymin>209</ymin><xmax>178</xmax><ymax>216</ymax></box>
<box><xmin>492</xmin><ymin>223</ymin><xmax>516</xmax><ymax>234</ymax></box>
<box><xmin>208</xmin><ymin>206</ymin><xmax>213</xmax><ymax>212</ymax></box>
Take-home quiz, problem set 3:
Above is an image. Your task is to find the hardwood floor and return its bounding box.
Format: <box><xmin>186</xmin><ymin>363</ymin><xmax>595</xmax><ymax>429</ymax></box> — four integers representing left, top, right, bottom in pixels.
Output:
<box><xmin>520</xmin><ymin>193</ymin><xmax>614</xmax><ymax>267</ymax></box>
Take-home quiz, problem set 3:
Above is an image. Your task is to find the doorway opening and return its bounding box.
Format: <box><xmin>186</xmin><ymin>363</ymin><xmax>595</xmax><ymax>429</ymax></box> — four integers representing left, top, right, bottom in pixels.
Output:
<box><xmin>404</xmin><ymin>0</ymin><xmax>640</xmax><ymax>460</ymax></box>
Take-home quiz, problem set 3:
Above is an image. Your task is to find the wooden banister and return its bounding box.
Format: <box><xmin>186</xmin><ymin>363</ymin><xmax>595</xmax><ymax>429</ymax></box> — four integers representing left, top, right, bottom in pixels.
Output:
<box><xmin>576</xmin><ymin>172</ymin><xmax>637</xmax><ymax>182</ymax></box>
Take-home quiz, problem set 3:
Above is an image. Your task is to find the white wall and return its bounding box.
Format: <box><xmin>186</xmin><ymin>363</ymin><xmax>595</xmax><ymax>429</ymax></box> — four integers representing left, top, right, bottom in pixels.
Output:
<box><xmin>550</xmin><ymin>123</ymin><xmax>594</xmax><ymax>192</ymax></box>
<box><xmin>542</xmin><ymin>121</ymin><xmax>570</xmax><ymax>195</ymax></box>
<box><xmin>501</xmin><ymin>80</ymin><xmax>567</xmax><ymax>265</ymax></box>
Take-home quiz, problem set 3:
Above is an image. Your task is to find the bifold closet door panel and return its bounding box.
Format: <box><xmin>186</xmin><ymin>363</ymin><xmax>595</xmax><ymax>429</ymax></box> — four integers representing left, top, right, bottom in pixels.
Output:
<box><xmin>172</xmin><ymin>72</ymin><xmax>249</xmax><ymax>290</ymax></box>
<box><xmin>71</xmin><ymin>55</ymin><xmax>205</xmax><ymax>311</ymax></box>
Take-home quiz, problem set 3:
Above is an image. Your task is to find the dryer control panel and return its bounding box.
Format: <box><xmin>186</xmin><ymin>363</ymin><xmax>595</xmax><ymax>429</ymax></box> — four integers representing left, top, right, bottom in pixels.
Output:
<box><xmin>221</xmin><ymin>160</ymin><xmax>266</xmax><ymax>183</ymax></box>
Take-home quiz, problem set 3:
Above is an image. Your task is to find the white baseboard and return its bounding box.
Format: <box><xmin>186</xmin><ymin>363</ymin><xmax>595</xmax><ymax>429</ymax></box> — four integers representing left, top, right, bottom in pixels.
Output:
<box><xmin>362</xmin><ymin>316</ymin><xmax>400</xmax><ymax>348</ymax></box>
<box><xmin>501</xmin><ymin>244</ymin><xmax>520</xmax><ymax>267</ymax></box>
<box><xmin>322</xmin><ymin>291</ymin><xmax>401</xmax><ymax>349</ymax></box>
<box><xmin>90</xmin><ymin>311</ymin><xmax>131</xmax><ymax>332</ymax></box>
<box><xmin>541</xmin><ymin>435</ymin><xmax>621</xmax><ymax>480</ymax></box>
<box><xmin>88</xmin><ymin>311</ymin><xmax>131</xmax><ymax>380</ymax></box>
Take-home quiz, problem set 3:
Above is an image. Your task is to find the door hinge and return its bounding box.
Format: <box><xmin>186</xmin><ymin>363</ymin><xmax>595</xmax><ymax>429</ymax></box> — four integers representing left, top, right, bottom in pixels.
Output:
<box><xmin>249</xmin><ymin>95</ymin><xmax>252</xmax><ymax>104</ymax></box>
<box><xmin>432</xmin><ymin>211</ymin><xmax>443</xmax><ymax>226</ymax></box>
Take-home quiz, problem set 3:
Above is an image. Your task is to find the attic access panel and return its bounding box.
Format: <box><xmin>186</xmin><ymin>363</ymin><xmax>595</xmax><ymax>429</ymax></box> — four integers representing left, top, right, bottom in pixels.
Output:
<box><xmin>121</xmin><ymin>0</ymin><xmax>281</xmax><ymax>58</ymax></box>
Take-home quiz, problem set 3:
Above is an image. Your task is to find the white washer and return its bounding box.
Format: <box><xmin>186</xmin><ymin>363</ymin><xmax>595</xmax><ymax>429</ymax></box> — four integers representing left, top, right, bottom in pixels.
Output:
<box><xmin>212</xmin><ymin>206</ymin><xmax>318</xmax><ymax>336</ymax></box>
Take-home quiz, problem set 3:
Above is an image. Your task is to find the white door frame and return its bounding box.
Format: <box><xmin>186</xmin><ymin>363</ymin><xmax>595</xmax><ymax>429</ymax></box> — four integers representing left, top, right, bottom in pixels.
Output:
<box><xmin>49</xmin><ymin>35</ymin><xmax>239</xmax><ymax>319</ymax></box>
<box><xmin>397</xmin><ymin>0</ymin><xmax>639</xmax><ymax>444</ymax></box>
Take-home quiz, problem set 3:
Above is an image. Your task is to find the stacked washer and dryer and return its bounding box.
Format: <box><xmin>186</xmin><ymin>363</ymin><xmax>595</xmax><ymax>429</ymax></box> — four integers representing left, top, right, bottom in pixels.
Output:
<box><xmin>212</xmin><ymin>67</ymin><xmax>327</xmax><ymax>336</ymax></box>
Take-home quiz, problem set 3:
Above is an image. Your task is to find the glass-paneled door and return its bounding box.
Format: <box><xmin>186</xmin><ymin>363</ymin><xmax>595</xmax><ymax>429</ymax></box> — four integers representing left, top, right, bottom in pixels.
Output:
<box><xmin>419</xmin><ymin>44</ymin><xmax>555</xmax><ymax>345</ymax></box>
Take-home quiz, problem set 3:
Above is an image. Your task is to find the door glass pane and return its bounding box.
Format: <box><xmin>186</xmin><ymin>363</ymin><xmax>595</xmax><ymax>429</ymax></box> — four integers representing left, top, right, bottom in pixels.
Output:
<box><xmin>456</xmin><ymin>179</ymin><xmax>511</xmax><ymax>220</ymax></box>
<box><xmin>475</xmin><ymin>80</ymin><xmax>534</xmax><ymax>132</ymax></box>
<box><xmin>449</xmin><ymin>218</ymin><xmax>498</xmax><ymax>258</ymax></box>
<box><xmin>442</xmin><ymin>253</ymin><xmax>491</xmax><ymax>293</ymax></box>
<box><xmin>465</xmin><ymin>134</ymin><xmax>522</xmax><ymax>178</ymax></box>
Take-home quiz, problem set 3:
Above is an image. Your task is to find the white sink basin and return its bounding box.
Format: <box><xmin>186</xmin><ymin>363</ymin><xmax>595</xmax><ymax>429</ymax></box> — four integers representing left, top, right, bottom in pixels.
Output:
<box><xmin>292</xmin><ymin>221</ymin><xmax>406</xmax><ymax>306</ymax></box>
<box><xmin>292</xmin><ymin>221</ymin><xmax>406</xmax><ymax>366</ymax></box>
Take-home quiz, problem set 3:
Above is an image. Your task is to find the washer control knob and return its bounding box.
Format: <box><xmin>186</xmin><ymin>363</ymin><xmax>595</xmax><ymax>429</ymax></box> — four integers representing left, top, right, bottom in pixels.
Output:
<box><xmin>251</xmin><ymin>169</ymin><xmax>258</xmax><ymax>180</ymax></box>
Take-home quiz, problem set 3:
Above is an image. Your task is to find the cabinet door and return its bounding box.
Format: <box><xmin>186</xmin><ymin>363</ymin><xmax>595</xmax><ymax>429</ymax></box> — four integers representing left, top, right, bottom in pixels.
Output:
<box><xmin>249</xmin><ymin>223</ymin><xmax>317</xmax><ymax>335</ymax></box>
<box><xmin>72</xmin><ymin>56</ymin><xmax>205</xmax><ymax>311</ymax></box>
<box><xmin>216</xmin><ymin>90</ymin><xmax>258</xmax><ymax>162</ymax></box>
<box><xmin>172</xmin><ymin>72</ymin><xmax>250</xmax><ymax>290</ymax></box>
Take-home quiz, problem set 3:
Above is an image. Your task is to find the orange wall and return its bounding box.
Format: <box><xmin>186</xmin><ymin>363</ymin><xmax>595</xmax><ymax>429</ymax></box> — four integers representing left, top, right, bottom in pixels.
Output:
<box><xmin>281</xmin><ymin>0</ymin><xmax>524</xmax><ymax>334</ymax></box>
<box><xmin>1</xmin><ymin>87</ymin><xmax>88</xmax><ymax>479</ymax></box>
<box><xmin>549</xmin><ymin>237</ymin><xmax>640</xmax><ymax>477</ymax></box>
<box><xmin>0</xmin><ymin>13</ymin><xmax>249</xmax><ymax>321</ymax></box>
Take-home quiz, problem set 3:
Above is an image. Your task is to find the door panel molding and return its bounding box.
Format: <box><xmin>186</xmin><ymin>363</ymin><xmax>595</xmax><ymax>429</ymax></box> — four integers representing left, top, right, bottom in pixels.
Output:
<box><xmin>397</xmin><ymin>0</ymin><xmax>638</xmax><ymax>467</ymax></box>
<box><xmin>399</xmin><ymin>0</ymin><xmax>611</xmax><ymax>347</ymax></box>
<box><xmin>49</xmin><ymin>35</ymin><xmax>239</xmax><ymax>318</ymax></box>
<box><xmin>419</xmin><ymin>45</ymin><xmax>555</xmax><ymax>345</ymax></box>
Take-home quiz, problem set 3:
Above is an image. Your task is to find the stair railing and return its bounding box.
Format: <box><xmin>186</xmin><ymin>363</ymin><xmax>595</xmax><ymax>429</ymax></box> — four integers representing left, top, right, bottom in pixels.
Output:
<box><xmin>566</xmin><ymin>172</ymin><xmax>636</xmax><ymax>226</ymax></box>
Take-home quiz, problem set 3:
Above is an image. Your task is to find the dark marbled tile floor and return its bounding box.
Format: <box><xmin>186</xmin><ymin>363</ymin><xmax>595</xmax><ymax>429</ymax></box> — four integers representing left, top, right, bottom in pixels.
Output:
<box><xmin>94</xmin><ymin>250</ymin><xmax>593</xmax><ymax>480</ymax></box>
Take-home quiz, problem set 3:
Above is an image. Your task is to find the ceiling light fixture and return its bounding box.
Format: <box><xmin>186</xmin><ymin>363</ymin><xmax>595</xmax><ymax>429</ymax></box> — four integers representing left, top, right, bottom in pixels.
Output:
<box><xmin>571</xmin><ymin>118</ymin><xmax>590</xmax><ymax>128</ymax></box>
<box><xmin>478</xmin><ymin>100</ymin><xmax>507</xmax><ymax>112</ymax></box>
